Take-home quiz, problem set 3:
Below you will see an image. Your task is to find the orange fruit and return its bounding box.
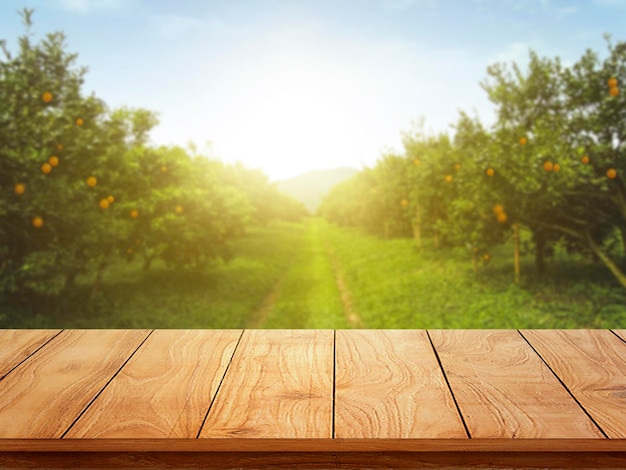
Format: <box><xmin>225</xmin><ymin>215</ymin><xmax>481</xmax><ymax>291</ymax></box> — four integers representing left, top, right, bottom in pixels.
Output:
<box><xmin>175</xmin><ymin>205</ymin><xmax>184</xmax><ymax>214</ymax></box>
<box><xmin>543</xmin><ymin>161</ymin><xmax>553</xmax><ymax>172</ymax></box>
<box><xmin>107</xmin><ymin>195</ymin><xmax>114</xmax><ymax>203</ymax></box>
<box><xmin>608</xmin><ymin>77</ymin><xmax>618</xmax><ymax>88</ymax></box>
<box><xmin>401</xmin><ymin>199</ymin><xmax>409</xmax><ymax>207</ymax></box>
<box><xmin>497</xmin><ymin>212</ymin><xmax>508</xmax><ymax>223</ymax></box>
<box><xmin>41</xmin><ymin>162</ymin><xmax>52</xmax><ymax>174</ymax></box>
<box><xmin>454</xmin><ymin>163</ymin><xmax>461</xmax><ymax>171</ymax></box>
<box><xmin>130</xmin><ymin>209</ymin><xmax>139</xmax><ymax>218</ymax></box>
<box><xmin>413</xmin><ymin>159</ymin><xmax>421</xmax><ymax>166</ymax></box>
<box><xmin>486</xmin><ymin>168</ymin><xmax>495</xmax><ymax>176</ymax></box>
<box><xmin>445</xmin><ymin>174</ymin><xmax>453</xmax><ymax>183</ymax></box>
<box><xmin>14</xmin><ymin>183</ymin><xmax>25</xmax><ymax>195</ymax></box>
<box><xmin>99</xmin><ymin>198</ymin><xmax>110</xmax><ymax>209</ymax></box>
<box><xmin>57</xmin><ymin>143</ymin><xmax>63</xmax><ymax>151</ymax></box>
<box><xmin>553</xmin><ymin>163</ymin><xmax>561</xmax><ymax>172</ymax></box>
<box><xmin>581</xmin><ymin>155</ymin><xmax>590</xmax><ymax>164</ymax></box>
<box><xmin>48</xmin><ymin>155</ymin><xmax>59</xmax><ymax>167</ymax></box>
<box><xmin>86</xmin><ymin>176</ymin><xmax>97</xmax><ymax>187</ymax></box>
<box><xmin>161</xmin><ymin>165</ymin><xmax>167</xmax><ymax>172</ymax></box>
<box><xmin>607</xmin><ymin>168</ymin><xmax>617</xmax><ymax>179</ymax></box>
<box><xmin>32</xmin><ymin>216</ymin><xmax>44</xmax><ymax>228</ymax></box>
<box><xmin>76</xmin><ymin>118</ymin><xmax>84</xmax><ymax>126</ymax></box>
<box><xmin>610</xmin><ymin>87</ymin><xmax>619</xmax><ymax>97</ymax></box>
<box><xmin>483</xmin><ymin>253</ymin><xmax>491</xmax><ymax>261</ymax></box>
<box><xmin>519</xmin><ymin>137</ymin><xmax>527</xmax><ymax>145</ymax></box>
<box><xmin>493</xmin><ymin>204</ymin><xmax>504</xmax><ymax>215</ymax></box>
<box><xmin>42</xmin><ymin>91</ymin><xmax>52</xmax><ymax>103</ymax></box>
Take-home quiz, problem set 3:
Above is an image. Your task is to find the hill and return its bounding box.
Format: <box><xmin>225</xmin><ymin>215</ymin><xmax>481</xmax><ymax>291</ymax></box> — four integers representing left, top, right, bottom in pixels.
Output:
<box><xmin>275</xmin><ymin>167</ymin><xmax>358</xmax><ymax>213</ymax></box>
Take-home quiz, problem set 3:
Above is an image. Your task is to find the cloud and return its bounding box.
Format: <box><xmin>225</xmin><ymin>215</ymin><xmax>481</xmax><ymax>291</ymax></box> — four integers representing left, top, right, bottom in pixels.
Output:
<box><xmin>593</xmin><ymin>0</ymin><xmax>626</xmax><ymax>6</ymax></box>
<box><xmin>55</xmin><ymin>0</ymin><xmax>132</xmax><ymax>13</ymax></box>
<box><xmin>150</xmin><ymin>15</ymin><xmax>238</xmax><ymax>39</ymax></box>
<box><xmin>379</xmin><ymin>0</ymin><xmax>436</xmax><ymax>11</ymax></box>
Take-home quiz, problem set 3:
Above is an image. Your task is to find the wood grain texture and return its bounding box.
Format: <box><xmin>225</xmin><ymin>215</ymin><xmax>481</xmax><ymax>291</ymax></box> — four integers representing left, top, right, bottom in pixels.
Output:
<box><xmin>0</xmin><ymin>329</ymin><xmax>61</xmax><ymax>379</ymax></box>
<box><xmin>0</xmin><ymin>329</ymin><xmax>150</xmax><ymax>438</ymax></box>
<box><xmin>199</xmin><ymin>329</ymin><xmax>333</xmax><ymax>439</ymax></box>
<box><xmin>335</xmin><ymin>329</ymin><xmax>466</xmax><ymax>439</ymax></box>
<box><xmin>428</xmin><ymin>329</ymin><xmax>604</xmax><ymax>439</ymax></box>
<box><xmin>521</xmin><ymin>329</ymin><xmax>626</xmax><ymax>439</ymax></box>
<box><xmin>613</xmin><ymin>329</ymin><xmax>626</xmax><ymax>343</ymax></box>
<box><xmin>65</xmin><ymin>330</ymin><xmax>242</xmax><ymax>439</ymax></box>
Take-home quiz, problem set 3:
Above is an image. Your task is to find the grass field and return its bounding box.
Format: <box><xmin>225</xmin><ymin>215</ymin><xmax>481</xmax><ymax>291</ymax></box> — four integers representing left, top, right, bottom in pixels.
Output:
<box><xmin>1</xmin><ymin>218</ymin><xmax>625</xmax><ymax>328</ymax></box>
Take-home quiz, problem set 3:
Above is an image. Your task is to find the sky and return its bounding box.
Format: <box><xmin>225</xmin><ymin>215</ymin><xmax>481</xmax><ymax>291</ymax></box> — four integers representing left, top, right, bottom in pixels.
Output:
<box><xmin>1</xmin><ymin>0</ymin><xmax>625</xmax><ymax>181</ymax></box>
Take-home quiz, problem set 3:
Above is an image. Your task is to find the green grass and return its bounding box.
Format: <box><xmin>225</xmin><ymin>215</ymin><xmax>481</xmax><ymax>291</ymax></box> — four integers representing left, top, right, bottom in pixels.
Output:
<box><xmin>262</xmin><ymin>219</ymin><xmax>348</xmax><ymax>328</ymax></box>
<box><xmin>0</xmin><ymin>221</ymin><xmax>305</xmax><ymax>328</ymax></box>
<box><xmin>2</xmin><ymin>218</ymin><xmax>625</xmax><ymax>328</ymax></box>
<box><xmin>323</xmin><ymin>222</ymin><xmax>626</xmax><ymax>328</ymax></box>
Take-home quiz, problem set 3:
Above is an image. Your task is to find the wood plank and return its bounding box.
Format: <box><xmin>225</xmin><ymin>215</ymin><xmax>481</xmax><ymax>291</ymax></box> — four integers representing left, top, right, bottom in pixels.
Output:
<box><xmin>521</xmin><ymin>329</ymin><xmax>626</xmax><ymax>438</ymax></box>
<box><xmin>1</xmin><ymin>437</ymin><xmax>625</xmax><ymax>453</ymax></box>
<box><xmin>65</xmin><ymin>330</ymin><xmax>242</xmax><ymax>438</ymax></box>
<box><xmin>0</xmin><ymin>329</ymin><xmax>150</xmax><ymax>438</ymax></box>
<box><xmin>613</xmin><ymin>329</ymin><xmax>626</xmax><ymax>343</ymax></box>
<box><xmin>198</xmin><ymin>329</ymin><xmax>333</xmax><ymax>439</ymax></box>
<box><xmin>428</xmin><ymin>329</ymin><xmax>604</xmax><ymax>439</ymax></box>
<box><xmin>0</xmin><ymin>330</ymin><xmax>61</xmax><ymax>379</ymax></box>
<box><xmin>335</xmin><ymin>329</ymin><xmax>466</xmax><ymax>438</ymax></box>
<box><xmin>1</xmin><ymin>451</ymin><xmax>626</xmax><ymax>469</ymax></box>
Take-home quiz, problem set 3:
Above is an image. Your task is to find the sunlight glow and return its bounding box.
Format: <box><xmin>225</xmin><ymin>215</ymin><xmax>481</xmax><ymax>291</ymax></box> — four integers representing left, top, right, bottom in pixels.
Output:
<box><xmin>213</xmin><ymin>55</ymin><xmax>369</xmax><ymax>180</ymax></box>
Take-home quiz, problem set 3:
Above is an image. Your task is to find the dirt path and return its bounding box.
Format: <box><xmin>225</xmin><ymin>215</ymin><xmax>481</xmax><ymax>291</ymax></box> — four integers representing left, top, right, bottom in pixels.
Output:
<box><xmin>246</xmin><ymin>278</ymin><xmax>282</xmax><ymax>328</ymax></box>
<box><xmin>324</xmin><ymin>240</ymin><xmax>365</xmax><ymax>329</ymax></box>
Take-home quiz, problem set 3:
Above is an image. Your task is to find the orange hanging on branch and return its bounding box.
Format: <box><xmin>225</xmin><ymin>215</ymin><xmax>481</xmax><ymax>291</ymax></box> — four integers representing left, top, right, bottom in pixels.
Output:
<box><xmin>86</xmin><ymin>176</ymin><xmax>97</xmax><ymax>187</ymax></box>
<box><xmin>543</xmin><ymin>161</ymin><xmax>553</xmax><ymax>172</ymax></box>
<box><xmin>14</xmin><ymin>183</ymin><xmax>25</xmax><ymax>195</ymax></box>
<box><xmin>48</xmin><ymin>156</ymin><xmax>59</xmax><ymax>167</ymax></box>
<box><xmin>610</xmin><ymin>87</ymin><xmax>619</xmax><ymax>97</ymax></box>
<box><xmin>32</xmin><ymin>216</ymin><xmax>44</xmax><ymax>228</ymax></box>
<box><xmin>41</xmin><ymin>163</ymin><xmax>52</xmax><ymax>174</ymax></box>
<box><xmin>581</xmin><ymin>155</ymin><xmax>590</xmax><ymax>164</ymax></box>
<box><xmin>608</xmin><ymin>77</ymin><xmax>618</xmax><ymax>88</ymax></box>
<box><xmin>607</xmin><ymin>168</ymin><xmax>617</xmax><ymax>179</ymax></box>
<box><xmin>41</xmin><ymin>92</ymin><xmax>52</xmax><ymax>103</ymax></box>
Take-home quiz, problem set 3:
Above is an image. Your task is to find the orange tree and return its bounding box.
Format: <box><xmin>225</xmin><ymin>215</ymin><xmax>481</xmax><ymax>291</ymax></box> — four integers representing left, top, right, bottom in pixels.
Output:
<box><xmin>317</xmin><ymin>168</ymin><xmax>387</xmax><ymax>234</ymax></box>
<box><xmin>481</xmin><ymin>39</ymin><xmax>626</xmax><ymax>285</ymax></box>
<box><xmin>439</xmin><ymin>111</ymin><xmax>511</xmax><ymax>269</ymax></box>
<box><xmin>0</xmin><ymin>8</ymin><xmax>126</xmax><ymax>296</ymax></box>
<box><xmin>402</xmin><ymin>128</ymin><xmax>460</xmax><ymax>249</ymax></box>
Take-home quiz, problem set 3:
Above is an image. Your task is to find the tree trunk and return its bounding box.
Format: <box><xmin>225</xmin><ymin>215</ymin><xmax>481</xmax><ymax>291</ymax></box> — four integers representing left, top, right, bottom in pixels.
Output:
<box><xmin>434</xmin><ymin>231</ymin><xmax>441</xmax><ymax>249</ymax></box>
<box><xmin>513</xmin><ymin>222</ymin><xmax>520</xmax><ymax>284</ymax></box>
<box><xmin>412</xmin><ymin>219</ymin><xmax>422</xmax><ymax>249</ymax></box>
<box><xmin>586</xmin><ymin>233</ymin><xmax>626</xmax><ymax>288</ymax></box>
<box><xmin>534</xmin><ymin>231</ymin><xmax>546</xmax><ymax>278</ymax></box>
<box><xmin>91</xmin><ymin>247</ymin><xmax>114</xmax><ymax>297</ymax></box>
<box><xmin>413</xmin><ymin>201</ymin><xmax>422</xmax><ymax>249</ymax></box>
<box><xmin>620</xmin><ymin>223</ymin><xmax>626</xmax><ymax>255</ymax></box>
<box><xmin>143</xmin><ymin>254</ymin><xmax>155</xmax><ymax>271</ymax></box>
<box><xmin>63</xmin><ymin>269</ymin><xmax>80</xmax><ymax>292</ymax></box>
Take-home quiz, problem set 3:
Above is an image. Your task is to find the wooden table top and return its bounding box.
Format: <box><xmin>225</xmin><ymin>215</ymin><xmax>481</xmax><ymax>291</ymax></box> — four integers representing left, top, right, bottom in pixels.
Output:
<box><xmin>0</xmin><ymin>329</ymin><xmax>625</xmax><ymax>468</ymax></box>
